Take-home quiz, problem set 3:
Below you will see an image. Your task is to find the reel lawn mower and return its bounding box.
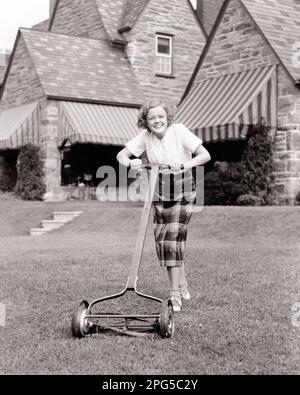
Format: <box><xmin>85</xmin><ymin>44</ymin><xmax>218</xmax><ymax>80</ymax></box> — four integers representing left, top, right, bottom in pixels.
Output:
<box><xmin>71</xmin><ymin>165</ymin><xmax>175</xmax><ymax>338</ymax></box>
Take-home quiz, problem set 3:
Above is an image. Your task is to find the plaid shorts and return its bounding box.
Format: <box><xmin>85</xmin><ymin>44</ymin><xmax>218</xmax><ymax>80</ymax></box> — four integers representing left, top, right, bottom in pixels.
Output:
<box><xmin>152</xmin><ymin>170</ymin><xmax>196</xmax><ymax>267</ymax></box>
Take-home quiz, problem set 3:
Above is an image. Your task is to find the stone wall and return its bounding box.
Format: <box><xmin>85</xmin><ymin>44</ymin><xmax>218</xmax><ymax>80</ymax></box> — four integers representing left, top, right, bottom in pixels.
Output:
<box><xmin>50</xmin><ymin>0</ymin><xmax>108</xmax><ymax>40</ymax></box>
<box><xmin>39</xmin><ymin>99</ymin><xmax>61</xmax><ymax>196</ymax></box>
<box><xmin>195</xmin><ymin>0</ymin><xmax>278</xmax><ymax>82</ymax></box>
<box><xmin>193</xmin><ymin>0</ymin><xmax>300</xmax><ymax>204</ymax></box>
<box><xmin>275</xmin><ymin>69</ymin><xmax>300</xmax><ymax>204</ymax></box>
<box><xmin>123</xmin><ymin>0</ymin><xmax>206</xmax><ymax>107</ymax></box>
<box><xmin>0</xmin><ymin>37</ymin><xmax>44</xmax><ymax>111</ymax></box>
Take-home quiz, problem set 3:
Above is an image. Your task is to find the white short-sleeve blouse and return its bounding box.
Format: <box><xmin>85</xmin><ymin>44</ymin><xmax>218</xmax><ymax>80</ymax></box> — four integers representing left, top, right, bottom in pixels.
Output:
<box><xmin>125</xmin><ymin>123</ymin><xmax>203</xmax><ymax>165</ymax></box>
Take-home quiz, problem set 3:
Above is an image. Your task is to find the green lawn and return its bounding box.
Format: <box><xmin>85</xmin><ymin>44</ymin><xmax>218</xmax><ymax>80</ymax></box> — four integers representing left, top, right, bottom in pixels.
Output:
<box><xmin>0</xmin><ymin>197</ymin><xmax>299</xmax><ymax>375</ymax></box>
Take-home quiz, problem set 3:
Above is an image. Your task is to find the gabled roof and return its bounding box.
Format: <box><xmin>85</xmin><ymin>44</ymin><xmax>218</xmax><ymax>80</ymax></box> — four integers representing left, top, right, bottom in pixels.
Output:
<box><xmin>50</xmin><ymin>0</ymin><xmax>205</xmax><ymax>45</ymax></box>
<box><xmin>119</xmin><ymin>0</ymin><xmax>149</xmax><ymax>31</ymax></box>
<box><xmin>184</xmin><ymin>0</ymin><xmax>300</xmax><ymax>97</ymax></box>
<box><xmin>95</xmin><ymin>0</ymin><xmax>127</xmax><ymax>43</ymax></box>
<box><xmin>20</xmin><ymin>28</ymin><xmax>143</xmax><ymax>105</ymax></box>
<box><xmin>31</xmin><ymin>19</ymin><xmax>50</xmax><ymax>32</ymax></box>
<box><xmin>95</xmin><ymin>0</ymin><xmax>150</xmax><ymax>40</ymax></box>
<box><xmin>242</xmin><ymin>0</ymin><xmax>300</xmax><ymax>82</ymax></box>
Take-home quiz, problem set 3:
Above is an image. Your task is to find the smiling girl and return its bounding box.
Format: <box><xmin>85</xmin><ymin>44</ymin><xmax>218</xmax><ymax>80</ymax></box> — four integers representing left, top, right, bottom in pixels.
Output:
<box><xmin>117</xmin><ymin>100</ymin><xmax>211</xmax><ymax>312</ymax></box>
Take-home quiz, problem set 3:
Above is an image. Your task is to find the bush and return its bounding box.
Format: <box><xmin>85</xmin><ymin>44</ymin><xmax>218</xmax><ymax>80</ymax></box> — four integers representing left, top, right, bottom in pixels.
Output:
<box><xmin>204</xmin><ymin>164</ymin><xmax>247</xmax><ymax>205</ymax></box>
<box><xmin>220</xmin><ymin>167</ymin><xmax>248</xmax><ymax>205</ymax></box>
<box><xmin>236</xmin><ymin>194</ymin><xmax>264</xmax><ymax>206</ymax></box>
<box><xmin>240</xmin><ymin>125</ymin><xmax>276</xmax><ymax>205</ymax></box>
<box><xmin>204</xmin><ymin>170</ymin><xmax>225</xmax><ymax>205</ymax></box>
<box><xmin>15</xmin><ymin>144</ymin><xmax>46</xmax><ymax>201</ymax></box>
<box><xmin>204</xmin><ymin>125</ymin><xmax>276</xmax><ymax>206</ymax></box>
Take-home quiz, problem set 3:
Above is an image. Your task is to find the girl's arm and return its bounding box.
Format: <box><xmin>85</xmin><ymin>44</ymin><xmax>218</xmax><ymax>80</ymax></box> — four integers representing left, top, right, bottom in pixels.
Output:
<box><xmin>116</xmin><ymin>147</ymin><xmax>142</xmax><ymax>169</ymax></box>
<box><xmin>183</xmin><ymin>144</ymin><xmax>211</xmax><ymax>170</ymax></box>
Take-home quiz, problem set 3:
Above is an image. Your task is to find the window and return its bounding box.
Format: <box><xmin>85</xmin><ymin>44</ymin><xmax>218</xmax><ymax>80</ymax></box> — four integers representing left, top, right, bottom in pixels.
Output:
<box><xmin>155</xmin><ymin>34</ymin><xmax>173</xmax><ymax>76</ymax></box>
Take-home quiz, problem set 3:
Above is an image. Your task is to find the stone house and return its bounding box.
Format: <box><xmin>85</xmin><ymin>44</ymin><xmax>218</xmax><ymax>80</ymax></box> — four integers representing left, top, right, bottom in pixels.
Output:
<box><xmin>0</xmin><ymin>0</ymin><xmax>205</xmax><ymax>197</ymax></box>
<box><xmin>176</xmin><ymin>0</ymin><xmax>300</xmax><ymax>204</ymax></box>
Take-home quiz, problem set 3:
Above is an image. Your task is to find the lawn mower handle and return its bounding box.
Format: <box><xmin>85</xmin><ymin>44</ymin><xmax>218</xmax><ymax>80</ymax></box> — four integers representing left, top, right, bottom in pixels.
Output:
<box><xmin>126</xmin><ymin>165</ymin><xmax>160</xmax><ymax>290</ymax></box>
<box><xmin>134</xmin><ymin>163</ymin><xmax>185</xmax><ymax>171</ymax></box>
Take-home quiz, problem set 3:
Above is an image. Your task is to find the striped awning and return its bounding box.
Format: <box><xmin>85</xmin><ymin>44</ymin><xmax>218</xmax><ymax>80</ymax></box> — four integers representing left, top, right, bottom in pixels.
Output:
<box><xmin>176</xmin><ymin>65</ymin><xmax>277</xmax><ymax>143</ymax></box>
<box><xmin>0</xmin><ymin>101</ymin><xmax>40</xmax><ymax>149</ymax></box>
<box><xmin>58</xmin><ymin>101</ymin><xmax>140</xmax><ymax>146</ymax></box>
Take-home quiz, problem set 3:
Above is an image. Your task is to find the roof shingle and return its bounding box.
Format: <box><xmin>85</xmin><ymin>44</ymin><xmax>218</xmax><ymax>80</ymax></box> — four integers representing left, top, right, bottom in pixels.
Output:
<box><xmin>95</xmin><ymin>0</ymin><xmax>127</xmax><ymax>42</ymax></box>
<box><xmin>119</xmin><ymin>0</ymin><xmax>149</xmax><ymax>31</ymax></box>
<box><xmin>31</xmin><ymin>19</ymin><xmax>50</xmax><ymax>32</ymax></box>
<box><xmin>21</xmin><ymin>28</ymin><xmax>143</xmax><ymax>105</ymax></box>
<box><xmin>95</xmin><ymin>0</ymin><xmax>151</xmax><ymax>38</ymax></box>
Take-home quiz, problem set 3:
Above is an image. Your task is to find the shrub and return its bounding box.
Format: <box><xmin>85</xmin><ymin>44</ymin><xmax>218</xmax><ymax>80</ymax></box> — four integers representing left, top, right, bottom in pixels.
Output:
<box><xmin>204</xmin><ymin>170</ymin><xmax>225</xmax><ymax>205</ymax></box>
<box><xmin>204</xmin><ymin>125</ymin><xmax>276</xmax><ymax>205</ymax></box>
<box><xmin>236</xmin><ymin>194</ymin><xmax>265</xmax><ymax>206</ymax></box>
<box><xmin>204</xmin><ymin>164</ymin><xmax>247</xmax><ymax>205</ymax></box>
<box><xmin>219</xmin><ymin>166</ymin><xmax>248</xmax><ymax>205</ymax></box>
<box><xmin>15</xmin><ymin>144</ymin><xmax>46</xmax><ymax>201</ymax></box>
<box><xmin>240</xmin><ymin>125</ymin><xmax>276</xmax><ymax>205</ymax></box>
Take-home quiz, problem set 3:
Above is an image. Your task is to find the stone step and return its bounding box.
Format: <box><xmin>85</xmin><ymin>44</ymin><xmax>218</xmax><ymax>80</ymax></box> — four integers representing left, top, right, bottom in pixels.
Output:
<box><xmin>31</xmin><ymin>211</ymin><xmax>83</xmax><ymax>236</ymax></box>
<box><xmin>53</xmin><ymin>211</ymin><xmax>82</xmax><ymax>221</ymax></box>
<box><xmin>53</xmin><ymin>211</ymin><xmax>82</xmax><ymax>215</ymax></box>
<box><xmin>41</xmin><ymin>220</ymin><xmax>69</xmax><ymax>230</ymax></box>
<box><xmin>30</xmin><ymin>228</ymin><xmax>51</xmax><ymax>236</ymax></box>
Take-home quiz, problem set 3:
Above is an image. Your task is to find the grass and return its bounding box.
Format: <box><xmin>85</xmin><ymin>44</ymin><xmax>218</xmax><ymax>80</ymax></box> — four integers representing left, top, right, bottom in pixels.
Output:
<box><xmin>0</xmin><ymin>197</ymin><xmax>299</xmax><ymax>375</ymax></box>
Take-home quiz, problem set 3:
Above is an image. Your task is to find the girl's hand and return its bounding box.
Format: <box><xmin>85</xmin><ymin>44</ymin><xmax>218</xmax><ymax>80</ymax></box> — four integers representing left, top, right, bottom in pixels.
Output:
<box><xmin>169</xmin><ymin>163</ymin><xmax>184</xmax><ymax>172</ymax></box>
<box><xmin>130</xmin><ymin>159</ymin><xmax>143</xmax><ymax>170</ymax></box>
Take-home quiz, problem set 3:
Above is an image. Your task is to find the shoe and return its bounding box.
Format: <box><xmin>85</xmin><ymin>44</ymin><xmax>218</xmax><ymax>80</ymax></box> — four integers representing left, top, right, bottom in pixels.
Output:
<box><xmin>170</xmin><ymin>297</ymin><xmax>182</xmax><ymax>312</ymax></box>
<box><xmin>180</xmin><ymin>284</ymin><xmax>190</xmax><ymax>301</ymax></box>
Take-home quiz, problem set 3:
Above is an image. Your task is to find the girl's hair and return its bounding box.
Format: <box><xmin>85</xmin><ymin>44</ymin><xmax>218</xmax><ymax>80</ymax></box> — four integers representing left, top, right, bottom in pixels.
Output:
<box><xmin>137</xmin><ymin>100</ymin><xmax>175</xmax><ymax>132</ymax></box>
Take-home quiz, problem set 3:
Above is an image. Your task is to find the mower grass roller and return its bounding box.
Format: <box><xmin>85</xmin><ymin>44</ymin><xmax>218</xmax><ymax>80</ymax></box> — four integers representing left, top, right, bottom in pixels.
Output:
<box><xmin>71</xmin><ymin>165</ymin><xmax>175</xmax><ymax>338</ymax></box>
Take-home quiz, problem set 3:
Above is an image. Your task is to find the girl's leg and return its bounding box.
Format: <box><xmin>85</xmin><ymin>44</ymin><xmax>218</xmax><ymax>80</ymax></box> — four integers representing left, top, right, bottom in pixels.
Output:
<box><xmin>167</xmin><ymin>266</ymin><xmax>181</xmax><ymax>295</ymax></box>
<box><xmin>179</xmin><ymin>263</ymin><xmax>190</xmax><ymax>301</ymax></box>
<box><xmin>179</xmin><ymin>263</ymin><xmax>187</xmax><ymax>287</ymax></box>
<box><xmin>167</xmin><ymin>266</ymin><xmax>182</xmax><ymax>311</ymax></box>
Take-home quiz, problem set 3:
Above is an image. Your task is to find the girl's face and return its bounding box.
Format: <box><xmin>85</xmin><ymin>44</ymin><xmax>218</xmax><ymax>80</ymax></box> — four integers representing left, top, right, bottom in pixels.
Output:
<box><xmin>146</xmin><ymin>106</ymin><xmax>168</xmax><ymax>139</ymax></box>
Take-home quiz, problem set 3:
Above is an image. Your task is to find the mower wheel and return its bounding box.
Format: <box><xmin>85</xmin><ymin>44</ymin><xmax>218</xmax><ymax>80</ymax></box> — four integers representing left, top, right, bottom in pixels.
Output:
<box><xmin>158</xmin><ymin>299</ymin><xmax>174</xmax><ymax>338</ymax></box>
<box><xmin>71</xmin><ymin>300</ymin><xmax>91</xmax><ymax>338</ymax></box>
